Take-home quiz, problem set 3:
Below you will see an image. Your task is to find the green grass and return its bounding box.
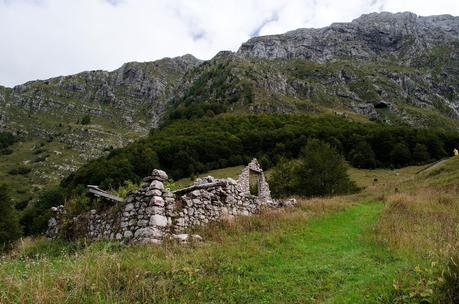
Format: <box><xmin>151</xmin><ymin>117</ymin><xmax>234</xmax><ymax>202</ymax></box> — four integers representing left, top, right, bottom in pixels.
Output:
<box><xmin>2</xmin><ymin>159</ymin><xmax>459</xmax><ymax>303</ymax></box>
<box><xmin>0</xmin><ymin>201</ymin><xmax>413</xmax><ymax>303</ymax></box>
<box><xmin>0</xmin><ymin>139</ymin><xmax>82</xmax><ymax>203</ymax></box>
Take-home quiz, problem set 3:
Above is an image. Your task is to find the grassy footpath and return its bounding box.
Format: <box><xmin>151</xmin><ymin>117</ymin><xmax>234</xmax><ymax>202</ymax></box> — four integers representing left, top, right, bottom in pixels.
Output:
<box><xmin>0</xmin><ymin>201</ymin><xmax>411</xmax><ymax>303</ymax></box>
<box><xmin>240</xmin><ymin>202</ymin><xmax>405</xmax><ymax>304</ymax></box>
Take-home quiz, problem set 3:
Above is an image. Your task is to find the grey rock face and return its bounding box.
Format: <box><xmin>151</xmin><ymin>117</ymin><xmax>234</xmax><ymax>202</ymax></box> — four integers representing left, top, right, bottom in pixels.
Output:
<box><xmin>0</xmin><ymin>55</ymin><xmax>202</xmax><ymax>187</ymax></box>
<box><xmin>237</xmin><ymin>12</ymin><xmax>459</xmax><ymax>63</ymax></box>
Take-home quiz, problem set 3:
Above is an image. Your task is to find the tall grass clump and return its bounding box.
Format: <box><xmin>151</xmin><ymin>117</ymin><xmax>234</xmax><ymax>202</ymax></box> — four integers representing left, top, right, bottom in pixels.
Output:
<box><xmin>376</xmin><ymin>188</ymin><xmax>459</xmax><ymax>303</ymax></box>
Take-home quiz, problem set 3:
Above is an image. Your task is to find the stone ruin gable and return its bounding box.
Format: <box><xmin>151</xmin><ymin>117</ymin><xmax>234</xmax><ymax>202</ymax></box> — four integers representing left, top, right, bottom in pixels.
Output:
<box><xmin>47</xmin><ymin>159</ymin><xmax>296</xmax><ymax>244</ymax></box>
<box><xmin>236</xmin><ymin>159</ymin><xmax>273</xmax><ymax>205</ymax></box>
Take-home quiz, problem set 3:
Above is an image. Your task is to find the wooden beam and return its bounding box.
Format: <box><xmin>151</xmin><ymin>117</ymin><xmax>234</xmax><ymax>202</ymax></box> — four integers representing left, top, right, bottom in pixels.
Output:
<box><xmin>87</xmin><ymin>185</ymin><xmax>124</xmax><ymax>203</ymax></box>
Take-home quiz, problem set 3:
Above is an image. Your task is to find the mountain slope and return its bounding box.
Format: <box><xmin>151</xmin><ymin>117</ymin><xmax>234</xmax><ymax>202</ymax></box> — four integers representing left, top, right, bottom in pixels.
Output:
<box><xmin>172</xmin><ymin>12</ymin><xmax>459</xmax><ymax>125</ymax></box>
<box><xmin>0</xmin><ymin>55</ymin><xmax>200</xmax><ymax>201</ymax></box>
<box><xmin>1</xmin><ymin>11</ymin><xmax>459</xmax><ymax>202</ymax></box>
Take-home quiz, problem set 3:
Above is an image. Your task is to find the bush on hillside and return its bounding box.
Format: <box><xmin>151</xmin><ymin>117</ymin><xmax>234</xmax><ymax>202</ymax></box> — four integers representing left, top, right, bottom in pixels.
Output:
<box><xmin>269</xmin><ymin>139</ymin><xmax>358</xmax><ymax>198</ymax></box>
<box><xmin>0</xmin><ymin>131</ymin><xmax>17</xmax><ymax>155</ymax></box>
<box><xmin>0</xmin><ymin>185</ymin><xmax>22</xmax><ymax>249</ymax></box>
<box><xmin>21</xmin><ymin>186</ymin><xmax>65</xmax><ymax>235</ymax></box>
<box><xmin>80</xmin><ymin>115</ymin><xmax>91</xmax><ymax>125</ymax></box>
<box><xmin>8</xmin><ymin>166</ymin><xmax>31</xmax><ymax>175</ymax></box>
<box><xmin>390</xmin><ymin>143</ymin><xmax>412</xmax><ymax>168</ymax></box>
<box><xmin>0</xmin><ymin>131</ymin><xmax>16</xmax><ymax>149</ymax></box>
<box><xmin>268</xmin><ymin>158</ymin><xmax>298</xmax><ymax>197</ymax></box>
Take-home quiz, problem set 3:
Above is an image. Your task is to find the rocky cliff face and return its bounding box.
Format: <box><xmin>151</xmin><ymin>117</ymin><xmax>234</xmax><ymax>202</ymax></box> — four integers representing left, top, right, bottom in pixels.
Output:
<box><xmin>237</xmin><ymin>12</ymin><xmax>459</xmax><ymax>63</ymax></box>
<box><xmin>2</xmin><ymin>54</ymin><xmax>200</xmax><ymax>150</ymax></box>
<box><xmin>1</xmin><ymin>12</ymin><xmax>459</xmax><ymax>199</ymax></box>
<box><xmin>5</xmin><ymin>54</ymin><xmax>200</xmax><ymax>134</ymax></box>
<box><xmin>0</xmin><ymin>55</ymin><xmax>200</xmax><ymax>193</ymax></box>
<box><xmin>171</xmin><ymin>12</ymin><xmax>459</xmax><ymax>127</ymax></box>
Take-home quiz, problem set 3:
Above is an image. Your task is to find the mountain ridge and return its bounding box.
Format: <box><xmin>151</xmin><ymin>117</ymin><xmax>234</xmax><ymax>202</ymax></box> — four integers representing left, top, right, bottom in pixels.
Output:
<box><xmin>1</xmin><ymin>11</ymin><xmax>458</xmax><ymax>201</ymax></box>
<box><xmin>237</xmin><ymin>12</ymin><xmax>459</xmax><ymax>62</ymax></box>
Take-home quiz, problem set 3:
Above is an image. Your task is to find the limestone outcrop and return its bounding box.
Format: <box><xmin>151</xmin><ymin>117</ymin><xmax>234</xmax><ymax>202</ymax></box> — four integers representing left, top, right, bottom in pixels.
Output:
<box><xmin>237</xmin><ymin>12</ymin><xmax>459</xmax><ymax>63</ymax></box>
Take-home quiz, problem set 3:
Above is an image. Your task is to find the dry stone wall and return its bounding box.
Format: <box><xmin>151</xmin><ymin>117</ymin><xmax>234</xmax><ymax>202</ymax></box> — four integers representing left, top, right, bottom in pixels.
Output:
<box><xmin>47</xmin><ymin>159</ymin><xmax>295</xmax><ymax>244</ymax></box>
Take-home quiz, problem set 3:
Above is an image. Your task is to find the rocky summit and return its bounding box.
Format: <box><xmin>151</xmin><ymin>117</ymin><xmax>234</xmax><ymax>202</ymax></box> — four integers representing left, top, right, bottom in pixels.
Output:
<box><xmin>1</xmin><ymin>11</ymin><xmax>459</xmax><ymax>198</ymax></box>
<box><xmin>238</xmin><ymin>12</ymin><xmax>459</xmax><ymax>62</ymax></box>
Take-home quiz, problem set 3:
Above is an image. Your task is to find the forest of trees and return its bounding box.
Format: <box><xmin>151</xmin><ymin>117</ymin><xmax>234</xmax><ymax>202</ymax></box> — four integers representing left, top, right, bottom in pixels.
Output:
<box><xmin>62</xmin><ymin>114</ymin><xmax>459</xmax><ymax>196</ymax></box>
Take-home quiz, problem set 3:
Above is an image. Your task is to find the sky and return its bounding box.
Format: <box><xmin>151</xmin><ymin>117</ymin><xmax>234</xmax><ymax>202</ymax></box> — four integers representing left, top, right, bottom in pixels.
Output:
<box><xmin>0</xmin><ymin>0</ymin><xmax>458</xmax><ymax>87</ymax></box>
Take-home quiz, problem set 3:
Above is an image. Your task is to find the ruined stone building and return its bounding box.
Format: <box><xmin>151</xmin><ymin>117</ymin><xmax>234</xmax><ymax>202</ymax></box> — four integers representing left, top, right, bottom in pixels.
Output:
<box><xmin>47</xmin><ymin>159</ymin><xmax>295</xmax><ymax>244</ymax></box>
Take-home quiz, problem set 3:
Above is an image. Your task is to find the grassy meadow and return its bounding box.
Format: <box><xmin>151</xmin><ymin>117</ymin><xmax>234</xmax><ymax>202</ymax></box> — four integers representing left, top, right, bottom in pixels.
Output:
<box><xmin>1</xmin><ymin>157</ymin><xmax>459</xmax><ymax>303</ymax></box>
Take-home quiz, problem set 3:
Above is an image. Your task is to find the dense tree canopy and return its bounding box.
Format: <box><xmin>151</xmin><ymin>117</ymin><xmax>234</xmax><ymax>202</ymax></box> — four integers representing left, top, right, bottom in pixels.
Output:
<box><xmin>61</xmin><ymin>114</ymin><xmax>459</xmax><ymax>198</ymax></box>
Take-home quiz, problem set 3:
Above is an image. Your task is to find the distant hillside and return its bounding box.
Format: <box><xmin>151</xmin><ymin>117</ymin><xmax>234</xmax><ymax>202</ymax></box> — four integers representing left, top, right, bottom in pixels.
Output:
<box><xmin>172</xmin><ymin>12</ymin><xmax>459</xmax><ymax>127</ymax></box>
<box><xmin>1</xmin><ymin>11</ymin><xmax>459</xmax><ymax>202</ymax></box>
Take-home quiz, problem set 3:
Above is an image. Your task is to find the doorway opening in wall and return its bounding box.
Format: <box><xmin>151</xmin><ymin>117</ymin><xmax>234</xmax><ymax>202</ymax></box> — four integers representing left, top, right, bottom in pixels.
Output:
<box><xmin>249</xmin><ymin>170</ymin><xmax>260</xmax><ymax>196</ymax></box>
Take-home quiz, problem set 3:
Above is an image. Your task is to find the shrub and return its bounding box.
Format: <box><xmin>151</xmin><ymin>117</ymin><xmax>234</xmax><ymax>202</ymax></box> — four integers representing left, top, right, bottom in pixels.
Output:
<box><xmin>0</xmin><ymin>185</ymin><xmax>22</xmax><ymax>249</ymax></box>
<box><xmin>81</xmin><ymin>115</ymin><xmax>91</xmax><ymax>125</ymax></box>
<box><xmin>268</xmin><ymin>158</ymin><xmax>299</xmax><ymax>197</ymax></box>
<box><xmin>0</xmin><ymin>131</ymin><xmax>16</xmax><ymax>149</ymax></box>
<box><xmin>20</xmin><ymin>186</ymin><xmax>65</xmax><ymax>235</ymax></box>
<box><xmin>0</xmin><ymin>147</ymin><xmax>13</xmax><ymax>155</ymax></box>
<box><xmin>8</xmin><ymin>166</ymin><xmax>31</xmax><ymax>175</ymax></box>
<box><xmin>269</xmin><ymin>139</ymin><xmax>358</xmax><ymax>198</ymax></box>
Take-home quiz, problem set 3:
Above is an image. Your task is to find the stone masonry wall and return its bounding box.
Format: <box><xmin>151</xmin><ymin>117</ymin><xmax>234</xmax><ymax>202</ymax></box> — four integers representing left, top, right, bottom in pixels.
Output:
<box><xmin>47</xmin><ymin>159</ymin><xmax>296</xmax><ymax>244</ymax></box>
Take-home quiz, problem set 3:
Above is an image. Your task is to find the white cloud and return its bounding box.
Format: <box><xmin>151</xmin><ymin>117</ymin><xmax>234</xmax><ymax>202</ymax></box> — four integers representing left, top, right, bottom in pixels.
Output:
<box><xmin>0</xmin><ymin>0</ymin><xmax>457</xmax><ymax>86</ymax></box>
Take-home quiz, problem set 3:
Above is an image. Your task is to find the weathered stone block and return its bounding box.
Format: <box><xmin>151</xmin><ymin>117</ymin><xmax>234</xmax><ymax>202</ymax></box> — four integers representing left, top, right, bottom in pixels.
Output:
<box><xmin>149</xmin><ymin>180</ymin><xmax>164</xmax><ymax>190</ymax></box>
<box><xmin>150</xmin><ymin>214</ymin><xmax>168</xmax><ymax>227</ymax></box>
<box><xmin>134</xmin><ymin>227</ymin><xmax>162</xmax><ymax>239</ymax></box>
<box><xmin>151</xmin><ymin>196</ymin><xmax>165</xmax><ymax>206</ymax></box>
<box><xmin>137</xmin><ymin>220</ymin><xmax>149</xmax><ymax>227</ymax></box>
<box><xmin>151</xmin><ymin>169</ymin><xmax>168</xmax><ymax>182</ymax></box>
<box><xmin>146</xmin><ymin>189</ymin><xmax>162</xmax><ymax>196</ymax></box>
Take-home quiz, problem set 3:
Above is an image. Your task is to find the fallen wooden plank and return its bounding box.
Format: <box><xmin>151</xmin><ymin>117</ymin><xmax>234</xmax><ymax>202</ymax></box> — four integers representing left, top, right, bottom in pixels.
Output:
<box><xmin>87</xmin><ymin>186</ymin><xmax>124</xmax><ymax>203</ymax></box>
